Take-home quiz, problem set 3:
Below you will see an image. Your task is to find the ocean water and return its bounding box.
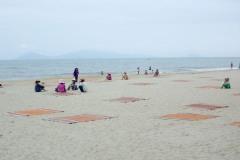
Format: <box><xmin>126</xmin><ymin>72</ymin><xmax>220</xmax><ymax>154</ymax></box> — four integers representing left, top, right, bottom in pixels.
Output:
<box><xmin>0</xmin><ymin>57</ymin><xmax>239</xmax><ymax>81</ymax></box>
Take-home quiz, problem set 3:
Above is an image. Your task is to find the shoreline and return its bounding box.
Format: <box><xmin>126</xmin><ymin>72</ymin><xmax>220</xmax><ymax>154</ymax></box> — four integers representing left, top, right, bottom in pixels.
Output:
<box><xmin>1</xmin><ymin>68</ymin><xmax>238</xmax><ymax>83</ymax></box>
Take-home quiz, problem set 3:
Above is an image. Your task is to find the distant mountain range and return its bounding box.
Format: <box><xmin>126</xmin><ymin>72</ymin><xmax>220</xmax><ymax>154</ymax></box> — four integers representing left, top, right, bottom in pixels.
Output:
<box><xmin>16</xmin><ymin>52</ymin><xmax>50</xmax><ymax>60</ymax></box>
<box><xmin>15</xmin><ymin>50</ymin><xmax>153</xmax><ymax>60</ymax></box>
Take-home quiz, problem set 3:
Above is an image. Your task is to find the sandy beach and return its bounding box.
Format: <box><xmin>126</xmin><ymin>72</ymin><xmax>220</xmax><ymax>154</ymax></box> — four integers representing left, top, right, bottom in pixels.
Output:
<box><xmin>0</xmin><ymin>70</ymin><xmax>239</xmax><ymax>160</ymax></box>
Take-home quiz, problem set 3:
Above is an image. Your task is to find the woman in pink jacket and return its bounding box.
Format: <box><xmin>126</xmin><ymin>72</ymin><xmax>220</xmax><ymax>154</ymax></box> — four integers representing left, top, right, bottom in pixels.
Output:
<box><xmin>55</xmin><ymin>79</ymin><xmax>66</xmax><ymax>92</ymax></box>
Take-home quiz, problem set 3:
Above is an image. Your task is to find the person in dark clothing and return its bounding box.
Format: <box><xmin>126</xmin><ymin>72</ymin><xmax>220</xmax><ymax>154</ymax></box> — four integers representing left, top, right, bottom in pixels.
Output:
<box><xmin>35</xmin><ymin>80</ymin><xmax>45</xmax><ymax>92</ymax></box>
<box><xmin>73</xmin><ymin>68</ymin><xmax>79</xmax><ymax>82</ymax></box>
<box><xmin>67</xmin><ymin>79</ymin><xmax>78</xmax><ymax>90</ymax></box>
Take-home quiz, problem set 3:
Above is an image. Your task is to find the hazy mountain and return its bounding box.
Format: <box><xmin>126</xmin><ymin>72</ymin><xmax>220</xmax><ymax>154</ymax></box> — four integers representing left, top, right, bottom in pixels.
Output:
<box><xmin>16</xmin><ymin>53</ymin><xmax>50</xmax><ymax>60</ymax></box>
<box><xmin>15</xmin><ymin>50</ymin><xmax>154</xmax><ymax>60</ymax></box>
<box><xmin>55</xmin><ymin>50</ymin><xmax>152</xmax><ymax>59</ymax></box>
<box><xmin>56</xmin><ymin>50</ymin><xmax>118</xmax><ymax>59</ymax></box>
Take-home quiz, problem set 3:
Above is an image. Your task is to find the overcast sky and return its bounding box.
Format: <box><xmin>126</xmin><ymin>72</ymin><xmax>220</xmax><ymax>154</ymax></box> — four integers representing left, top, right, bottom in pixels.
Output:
<box><xmin>0</xmin><ymin>0</ymin><xmax>239</xmax><ymax>59</ymax></box>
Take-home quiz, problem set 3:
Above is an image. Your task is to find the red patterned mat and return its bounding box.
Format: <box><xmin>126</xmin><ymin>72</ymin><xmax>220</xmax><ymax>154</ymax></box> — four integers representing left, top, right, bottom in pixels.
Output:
<box><xmin>230</xmin><ymin>122</ymin><xmax>240</xmax><ymax>126</ymax></box>
<box><xmin>6</xmin><ymin>109</ymin><xmax>63</xmax><ymax>116</ymax></box>
<box><xmin>173</xmin><ymin>80</ymin><xmax>192</xmax><ymax>82</ymax></box>
<box><xmin>47</xmin><ymin>114</ymin><xmax>114</xmax><ymax>124</ymax></box>
<box><xmin>49</xmin><ymin>92</ymin><xmax>79</xmax><ymax>96</ymax></box>
<box><xmin>159</xmin><ymin>113</ymin><xmax>218</xmax><ymax>121</ymax></box>
<box><xmin>210</xmin><ymin>79</ymin><xmax>223</xmax><ymax>81</ymax></box>
<box><xmin>130</xmin><ymin>83</ymin><xmax>156</xmax><ymax>86</ymax></box>
<box><xmin>232</xmin><ymin>93</ymin><xmax>240</xmax><ymax>96</ymax></box>
<box><xmin>109</xmin><ymin>97</ymin><xmax>146</xmax><ymax>103</ymax></box>
<box><xmin>196</xmin><ymin>86</ymin><xmax>220</xmax><ymax>89</ymax></box>
<box><xmin>187</xmin><ymin>103</ymin><xmax>228</xmax><ymax>110</ymax></box>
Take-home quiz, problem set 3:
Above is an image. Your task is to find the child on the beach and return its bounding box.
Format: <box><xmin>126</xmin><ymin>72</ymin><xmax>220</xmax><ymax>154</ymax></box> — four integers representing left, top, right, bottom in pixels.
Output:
<box><xmin>78</xmin><ymin>79</ymin><xmax>88</xmax><ymax>92</ymax></box>
<box><xmin>35</xmin><ymin>80</ymin><xmax>46</xmax><ymax>92</ymax></box>
<box><xmin>105</xmin><ymin>73</ymin><xmax>112</xmax><ymax>81</ymax></box>
<box><xmin>122</xmin><ymin>72</ymin><xmax>129</xmax><ymax>80</ymax></box>
<box><xmin>154</xmin><ymin>69</ymin><xmax>159</xmax><ymax>77</ymax></box>
<box><xmin>67</xmin><ymin>79</ymin><xmax>78</xmax><ymax>90</ymax></box>
<box><xmin>144</xmin><ymin>70</ymin><xmax>148</xmax><ymax>75</ymax></box>
<box><xmin>221</xmin><ymin>78</ymin><xmax>231</xmax><ymax>89</ymax></box>
<box><xmin>137</xmin><ymin>67</ymin><xmax>140</xmax><ymax>75</ymax></box>
<box><xmin>55</xmin><ymin>79</ymin><xmax>66</xmax><ymax>92</ymax></box>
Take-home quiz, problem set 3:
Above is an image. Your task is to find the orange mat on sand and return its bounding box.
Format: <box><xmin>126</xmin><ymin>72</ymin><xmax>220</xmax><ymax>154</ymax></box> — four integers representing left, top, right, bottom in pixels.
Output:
<box><xmin>199</xmin><ymin>77</ymin><xmax>212</xmax><ymax>78</ymax></box>
<box><xmin>160</xmin><ymin>113</ymin><xmax>218</xmax><ymax>121</ymax></box>
<box><xmin>210</xmin><ymin>79</ymin><xmax>223</xmax><ymax>81</ymax></box>
<box><xmin>109</xmin><ymin>97</ymin><xmax>146</xmax><ymax>103</ymax></box>
<box><xmin>232</xmin><ymin>93</ymin><xmax>240</xmax><ymax>96</ymax></box>
<box><xmin>6</xmin><ymin>109</ymin><xmax>63</xmax><ymax>116</ymax></box>
<box><xmin>230</xmin><ymin>122</ymin><xmax>240</xmax><ymax>126</ymax></box>
<box><xmin>196</xmin><ymin>86</ymin><xmax>220</xmax><ymax>89</ymax></box>
<box><xmin>50</xmin><ymin>92</ymin><xmax>78</xmax><ymax>96</ymax></box>
<box><xmin>187</xmin><ymin>104</ymin><xmax>228</xmax><ymax>110</ymax></box>
<box><xmin>131</xmin><ymin>83</ymin><xmax>156</xmax><ymax>86</ymax></box>
<box><xmin>47</xmin><ymin>114</ymin><xmax>114</xmax><ymax>124</ymax></box>
<box><xmin>173</xmin><ymin>80</ymin><xmax>192</xmax><ymax>82</ymax></box>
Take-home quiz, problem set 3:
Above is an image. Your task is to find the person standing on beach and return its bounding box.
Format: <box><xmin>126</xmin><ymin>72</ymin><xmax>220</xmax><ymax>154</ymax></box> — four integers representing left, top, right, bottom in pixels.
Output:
<box><xmin>73</xmin><ymin>68</ymin><xmax>79</xmax><ymax>82</ymax></box>
<box><xmin>144</xmin><ymin>70</ymin><xmax>148</xmax><ymax>75</ymax></box>
<box><xmin>137</xmin><ymin>67</ymin><xmax>140</xmax><ymax>75</ymax></box>
<box><xmin>149</xmin><ymin>66</ymin><xmax>151</xmax><ymax>71</ymax></box>
<box><xmin>154</xmin><ymin>69</ymin><xmax>159</xmax><ymax>77</ymax></box>
<box><xmin>231</xmin><ymin>62</ymin><xmax>233</xmax><ymax>69</ymax></box>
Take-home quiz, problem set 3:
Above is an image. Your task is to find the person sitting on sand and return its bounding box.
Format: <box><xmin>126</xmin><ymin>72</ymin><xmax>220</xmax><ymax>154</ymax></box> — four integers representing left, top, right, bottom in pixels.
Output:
<box><xmin>55</xmin><ymin>79</ymin><xmax>66</xmax><ymax>92</ymax></box>
<box><xmin>67</xmin><ymin>78</ymin><xmax>78</xmax><ymax>90</ymax></box>
<box><xmin>78</xmin><ymin>79</ymin><xmax>88</xmax><ymax>92</ymax></box>
<box><xmin>144</xmin><ymin>70</ymin><xmax>148</xmax><ymax>75</ymax></box>
<box><xmin>154</xmin><ymin>69</ymin><xmax>159</xmax><ymax>77</ymax></box>
<box><xmin>105</xmin><ymin>73</ymin><xmax>112</xmax><ymax>81</ymax></box>
<box><xmin>122</xmin><ymin>72</ymin><xmax>129</xmax><ymax>80</ymax></box>
<box><xmin>221</xmin><ymin>78</ymin><xmax>231</xmax><ymax>89</ymax></box>
<box><xmin>35</xmin><ymin>80</ymin><xmax>45</xmax><ymax>92</ymax></box>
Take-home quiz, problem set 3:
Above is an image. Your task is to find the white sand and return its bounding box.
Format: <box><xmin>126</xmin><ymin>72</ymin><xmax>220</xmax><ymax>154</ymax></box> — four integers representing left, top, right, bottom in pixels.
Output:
<box><xmin>0</xmin><ymin>70</ymin><xmax>240</xmax><ymax>160</ymax></box>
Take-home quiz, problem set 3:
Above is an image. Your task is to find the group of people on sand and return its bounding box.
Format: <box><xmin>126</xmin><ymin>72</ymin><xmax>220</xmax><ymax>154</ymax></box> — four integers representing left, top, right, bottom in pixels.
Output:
<box><xmin>34</xmin><ymin>64</ymin><xmax>233</xmax><ymax>93</ymax></box>
<box><xmin>35</xmin><ymin>67</ymin><xmax>87</xmax><ymax>93</ymax></box>
<box><xmin>143</xmin><ymin>67</ymin><xmax>159</xmax><ymax>77</ymax></box>
<box><xmin>35</xmin><ymin>78</ymin><xmax>88</xmax><ymax>93</ymax></box>
<box><xmin>104</xmin><ymin>72</ymin><xmax>129</xmax><ymax>81</ymax></box>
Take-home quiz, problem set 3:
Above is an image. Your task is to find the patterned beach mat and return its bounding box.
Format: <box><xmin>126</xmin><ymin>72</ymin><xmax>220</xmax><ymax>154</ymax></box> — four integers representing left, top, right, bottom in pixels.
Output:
<box><xmin>232</xmin><ymin>93</ymin><xmax>240</xmax><ymax>96</ymax></box>
<box><xmin>196</xmin><ymin>86</ymin><xmax>220</xmax><ymax>89</ymax></box>
<box><xmin>48</xmin><ymin>92</ymin><xmax>79</xmax><ymax>97</ymax></box>
<box><xmin>46</xmin><ymin>114</ymin><xmax>114</xmax><ymax>124</ymax></box>
<box><xmin>210</xmin><ymin>79</ymin><xmax>223</xmax><ymax>81</ymax></box>
<box><xmin>187</xmin><ymin>104</ymin><xmax>229</xmax><ymax>110</ymax></box>
<box><xmin>6</xmin><ymin>109</ymin><xmax>64</xmax><ymax>116</ymax></box>
<box><xmin>109</xmin><ymin>97</ymin><xmax>146</xmax><ymax>103</ymax></box>
<box><xmin>159</xmin><ymin>113</ymin><xmax>218</xmax><ymax>121</ymax></box>
<box><xmin>173</xmin><ymin>80</ymin><xmax>192</xmax><ymax>82</ymax></box>
<box><xmin>130</xmin><ymin>83</ymin><xmax>156</xmax><ymax>86</ymax></box>
<box><xmin>199</xmin><ymin>77</ymin><xmax>213</xmax><ymax>78</ymax></box>
<box><xmin>230</xmin><ymin>122</ymin><xmax>240</xmax><ymax>126</ymax></box>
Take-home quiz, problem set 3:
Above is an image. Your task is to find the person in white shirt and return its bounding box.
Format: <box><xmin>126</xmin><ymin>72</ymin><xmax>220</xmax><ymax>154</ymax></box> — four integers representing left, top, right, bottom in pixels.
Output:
<box><xmin>78</xmin><ymin>79</ymin><xmax>88</xmax><ymax>92</ymax></box>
